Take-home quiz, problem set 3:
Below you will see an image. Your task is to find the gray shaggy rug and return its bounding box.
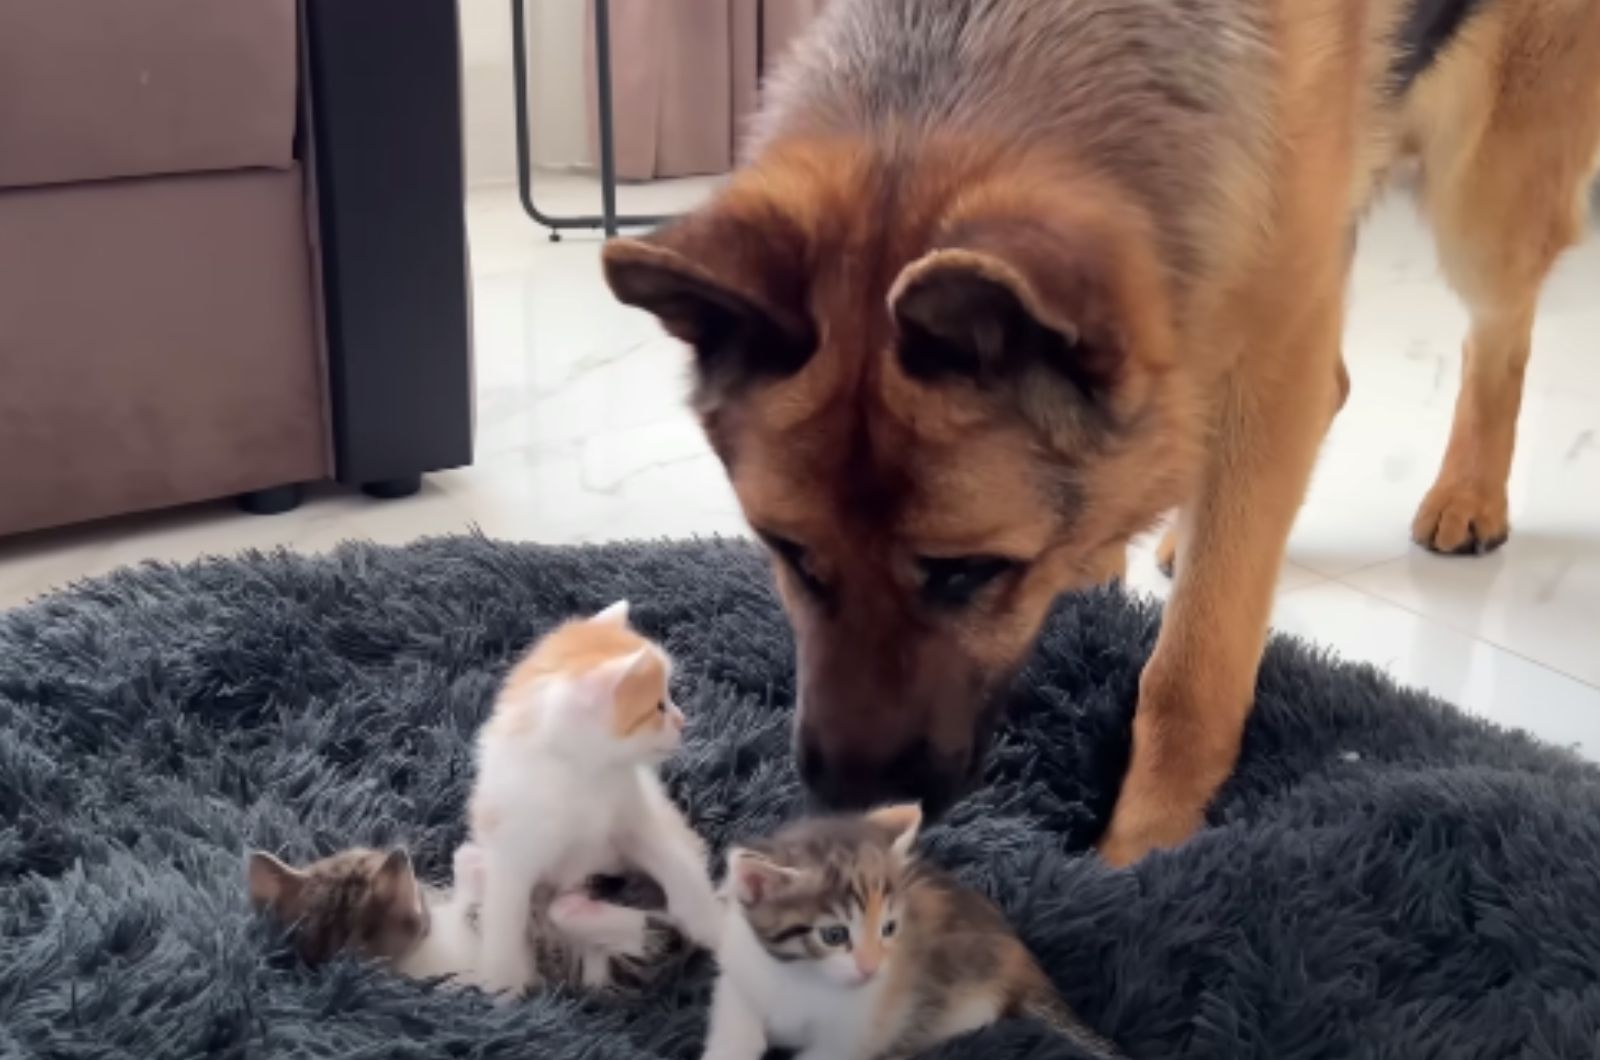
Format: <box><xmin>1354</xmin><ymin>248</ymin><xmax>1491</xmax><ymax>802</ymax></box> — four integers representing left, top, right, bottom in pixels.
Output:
<box><xmin>2</xmin><ymin>535</ymin><xmax>1599</xmax><ymax>1060</ymax></box>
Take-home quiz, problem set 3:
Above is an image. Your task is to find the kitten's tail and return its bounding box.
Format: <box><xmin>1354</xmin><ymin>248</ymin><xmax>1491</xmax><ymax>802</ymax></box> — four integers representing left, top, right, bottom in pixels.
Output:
<box><xmin>1019</xmin><ymin>987</ymin><xmax>1125</xmax><ymax>1060</ymax></box>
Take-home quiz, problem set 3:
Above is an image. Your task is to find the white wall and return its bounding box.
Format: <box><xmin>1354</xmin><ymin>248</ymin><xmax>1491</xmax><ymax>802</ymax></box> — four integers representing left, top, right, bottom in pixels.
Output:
<box><xmin>458</xmin><ymin>0</ymin><xmax>590</xmax><ymax>187</ymax></box>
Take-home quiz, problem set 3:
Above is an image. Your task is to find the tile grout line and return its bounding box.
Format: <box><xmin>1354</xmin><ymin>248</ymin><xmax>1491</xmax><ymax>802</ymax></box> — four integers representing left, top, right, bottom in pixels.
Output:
<box><xmin>1321</xmin><ymin>572</ymin><xmax>1600</xmax><ymax>692</ymax></box>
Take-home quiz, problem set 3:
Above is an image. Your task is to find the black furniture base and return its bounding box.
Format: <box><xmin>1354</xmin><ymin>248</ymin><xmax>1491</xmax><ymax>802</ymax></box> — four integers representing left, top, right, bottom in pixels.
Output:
<box><xmin>237</xmin><ymin>485</ymin><xmax>304</xmax><ymax>516</ymax></box>
<box><xmin>302</xmin><ymin>0</ymin><xmax>474</xmax><ymax>490</ymax></box>
<box><xmin>361</xmin><ymin>475</ymin><xmax>422</xmax><ymax>501</ymax></box>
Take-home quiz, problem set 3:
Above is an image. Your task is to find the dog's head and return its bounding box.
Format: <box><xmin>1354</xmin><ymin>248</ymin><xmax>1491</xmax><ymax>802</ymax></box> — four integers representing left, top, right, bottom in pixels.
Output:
<box><xmin>604</xmin><ymin>143</ymin><xmax>1198</xmax><ymax>815</ymax></box>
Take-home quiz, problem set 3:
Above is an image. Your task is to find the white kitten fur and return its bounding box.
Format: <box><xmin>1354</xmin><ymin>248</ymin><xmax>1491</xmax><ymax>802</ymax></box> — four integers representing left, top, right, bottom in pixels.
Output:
<box><xmin>395</xmin><ymin>889</ymin><xmax>479</xmax><ymax>981</ymax></box>
<box><xmin>703</xmin><ymin>910</ymin><xmax>891</xmax><ymax>1060</ymax></box>
<box><xmin>469</xmin><ymin>602</ymin><xmax>722</xmax><ymax>995</ymax></box>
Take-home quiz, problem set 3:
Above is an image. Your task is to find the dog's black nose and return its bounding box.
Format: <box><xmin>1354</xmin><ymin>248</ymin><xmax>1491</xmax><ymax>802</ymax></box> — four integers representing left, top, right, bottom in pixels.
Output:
<box><xmin>796</xmin><ymin>736</ymin><xmax>966</xmax><ymax>819</ymax></box>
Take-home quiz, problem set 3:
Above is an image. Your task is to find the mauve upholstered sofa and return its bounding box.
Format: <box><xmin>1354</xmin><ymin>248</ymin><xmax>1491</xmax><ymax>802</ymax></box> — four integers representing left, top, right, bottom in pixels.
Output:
<box><xmin>0</xmin><ymin>0</ymin><xmax>474</xmax><ymax>538</ymax></box>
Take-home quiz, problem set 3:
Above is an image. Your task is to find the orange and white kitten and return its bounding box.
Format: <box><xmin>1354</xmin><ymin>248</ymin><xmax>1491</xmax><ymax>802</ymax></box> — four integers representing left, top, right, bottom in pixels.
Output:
<box><xmin>468</xmin><ymin>600</ymin><xmax>721</xmax><ymax>995</ymax></box>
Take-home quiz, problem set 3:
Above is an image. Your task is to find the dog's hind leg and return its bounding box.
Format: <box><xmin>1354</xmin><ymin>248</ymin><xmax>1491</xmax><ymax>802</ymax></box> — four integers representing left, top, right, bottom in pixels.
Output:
<box><xmin>1408</xmin><ymin>8</ymin><xmax>1600</xmax><ymax>554</ymax></box>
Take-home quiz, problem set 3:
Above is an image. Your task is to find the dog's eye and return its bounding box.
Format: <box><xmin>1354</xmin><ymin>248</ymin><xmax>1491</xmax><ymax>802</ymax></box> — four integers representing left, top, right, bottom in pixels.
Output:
<box><xmin>759</xmin><ymin>532</ymin><xmax>828</xmax><ymax>597</ymax></box>
<box><xmin>918</xmin><ymin>556</ymin><xmax>1018</xmax><ymax>607</ymax></box>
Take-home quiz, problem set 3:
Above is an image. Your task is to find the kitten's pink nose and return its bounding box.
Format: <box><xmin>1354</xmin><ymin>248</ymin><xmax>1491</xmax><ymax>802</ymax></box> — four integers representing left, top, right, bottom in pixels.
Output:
<box><xmin>855</xmin><ymin>954</ymin><xmax>881</xmax><ymax>981</ymax></box>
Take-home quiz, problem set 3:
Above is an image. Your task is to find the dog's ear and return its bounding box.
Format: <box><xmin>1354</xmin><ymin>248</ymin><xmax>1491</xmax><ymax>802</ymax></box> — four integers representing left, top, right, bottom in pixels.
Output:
<box><xmin>602</xmin><ymin>205</ymin><xmax>816</xmax><ymax>401</ymax></box>
<box><xmin>889</xmin><ymin>211</ymin><xmax>1164</xmax><ymax>416</ymax></box>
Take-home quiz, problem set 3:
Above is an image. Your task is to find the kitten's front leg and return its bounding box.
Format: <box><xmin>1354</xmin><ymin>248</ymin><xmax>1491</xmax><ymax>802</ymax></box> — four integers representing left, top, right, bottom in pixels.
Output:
<box><xmin>626</xmin><ymin>825</ymin><xmax>722</xmax><ymax>949</ymax></box>
<box><xmin>549</xmin><ymin>892</ymin><xmax>653</xmax><ymax>958</ymax></box>
<box><xmin>701</xmin><ymin>974</ymin><xmax>766</xmax><ymax>1060</ymax></box>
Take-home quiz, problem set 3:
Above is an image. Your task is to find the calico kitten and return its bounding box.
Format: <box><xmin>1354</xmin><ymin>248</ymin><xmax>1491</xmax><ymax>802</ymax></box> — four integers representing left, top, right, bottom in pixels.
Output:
<box><xmin>468</xmin><ymin>600</ymin><xmax>721</xmax><ymax>995</ymax></box>
<box><xmin>246</xmin><ymin>842</ymin><xmax>680</xmax><ymax>990</ymax></box>
<box><xmin>703</xmin><ymin>805</ymin><xmax>1121</xmax><ymax>1060</ymax></box>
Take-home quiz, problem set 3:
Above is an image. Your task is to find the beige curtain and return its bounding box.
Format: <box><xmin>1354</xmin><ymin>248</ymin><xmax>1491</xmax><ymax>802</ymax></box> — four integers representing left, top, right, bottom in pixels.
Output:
<box><xmin>584</xmin><ymin>0</ymin><xmax>825</xmax><ymax>181</ymax></box>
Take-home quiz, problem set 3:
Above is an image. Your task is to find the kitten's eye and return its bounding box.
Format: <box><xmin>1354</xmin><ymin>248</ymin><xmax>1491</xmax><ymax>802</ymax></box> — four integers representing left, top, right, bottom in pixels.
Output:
<box><xmin>817</xmin><ymin>924</ymin><xmax>851</xmax><ymax>948</ymax></box>
<box><xmin>917</xmin><ymin>555</ymin><xmax>1019</xmax><ymax>608</ymax></box>
<box><xmin>881</xmin><ymin>918</ymin><xmax>898</xmax><ymax>939</ymax></box>
<box><xmin>759</xmin><ymin>532</ymin><xmax>829</xmax><ymax>598</ymax></box>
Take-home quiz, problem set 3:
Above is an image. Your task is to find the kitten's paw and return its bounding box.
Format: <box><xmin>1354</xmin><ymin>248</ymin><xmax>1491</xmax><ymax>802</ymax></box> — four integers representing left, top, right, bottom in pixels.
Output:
<box><xmin>548</xmin><ymin>891</ymin><xmax>602</xmax><ymax>923</ymax></box>
<box><xmin>473</xmin><ymin>954</ymin><xmax>532</xmax><ymax>999</ymax></box>
<box><xmin>472</xmin><ymin>974</ymin><xmax>526</xmax><ymax>1001</ymax></box>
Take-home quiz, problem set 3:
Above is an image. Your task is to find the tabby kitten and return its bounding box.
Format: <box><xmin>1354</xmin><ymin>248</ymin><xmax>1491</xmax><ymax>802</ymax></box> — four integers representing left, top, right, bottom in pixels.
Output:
<box><xmin>248</xmin><ymin>847</ymin><xmax>433</xmax><ymax>968</ymax></box>
<box><xmin>246</xmin><ymin>843</ymin><xmax>679</xmax><ymax>990</ymax></box>
<box><xmin>702</xmin><ymin>805</ymin><xmax>1120</xmax><ymax>1060</ymax></box>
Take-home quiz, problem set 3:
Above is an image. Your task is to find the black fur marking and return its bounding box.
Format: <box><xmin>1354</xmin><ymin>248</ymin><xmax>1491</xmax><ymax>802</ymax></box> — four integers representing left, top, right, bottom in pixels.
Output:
<box><xmin>768</xmin><ymin>924</ymin><xmax>814</xmax><ymax>945</ymax></box>
<box><xmin>1391</xmin><ymin>0</ymin><xmax>1490</xmax><ymax>92</ymax></box>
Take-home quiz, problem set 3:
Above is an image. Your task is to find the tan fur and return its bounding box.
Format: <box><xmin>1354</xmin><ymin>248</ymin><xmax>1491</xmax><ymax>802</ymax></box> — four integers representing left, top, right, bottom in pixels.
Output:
<box><xmin>605</xmin><ymin>0</ymin><xmax>1600</xmax><ymax>863</ymax></box>
<box><xmin>1402</xmin><ymin>4</ymin><xmax>1600</xmax><ymax>553</ymax></box>
<box><xmin>1110</xmin><ymin>0</ymin><xmax>1600</xmax><ymax>862</ymax></box>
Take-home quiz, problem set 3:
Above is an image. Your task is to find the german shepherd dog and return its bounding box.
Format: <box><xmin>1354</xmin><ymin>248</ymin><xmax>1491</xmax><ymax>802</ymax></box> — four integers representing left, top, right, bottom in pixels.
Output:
<box><xmin>603</xmin><ymin>0</ymin><xmax>1600</xmax><ymax>865</ymax></box>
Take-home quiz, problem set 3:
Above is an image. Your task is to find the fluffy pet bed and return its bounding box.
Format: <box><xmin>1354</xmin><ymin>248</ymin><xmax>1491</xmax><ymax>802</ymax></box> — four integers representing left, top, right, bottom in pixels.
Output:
<box><xmin>2</xmin><ymin>536</ymin><xmax>1598</xmax><ymax>1060</ymax></box>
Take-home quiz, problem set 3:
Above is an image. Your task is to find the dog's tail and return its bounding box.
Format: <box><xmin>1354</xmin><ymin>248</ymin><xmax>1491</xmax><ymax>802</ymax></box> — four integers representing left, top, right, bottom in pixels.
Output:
<box><xmin>1019</xmin><ymin>985</ymin><xmax>1126</xmax><ymax>1060</ymax></box>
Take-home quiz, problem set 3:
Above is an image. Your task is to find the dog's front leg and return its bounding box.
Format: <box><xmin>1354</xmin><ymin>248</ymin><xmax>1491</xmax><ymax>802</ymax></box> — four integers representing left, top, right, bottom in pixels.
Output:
<box><xmin>1098</xmin><ymin>296</ymin><xmax>1345</xmax><ymax>868</ymax></box>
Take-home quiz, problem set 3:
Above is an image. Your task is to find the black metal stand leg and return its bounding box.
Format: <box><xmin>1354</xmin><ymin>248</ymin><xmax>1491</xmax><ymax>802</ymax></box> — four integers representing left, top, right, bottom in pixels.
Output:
<box><xmin>511</xmin><ymin>0</ymin><xmax>673</xmax><ymax>239</ymax></box>
<box><xmin>593</xmin><ymin>0</ymin><xmax>621</xmax><ymax>237</ymax></box>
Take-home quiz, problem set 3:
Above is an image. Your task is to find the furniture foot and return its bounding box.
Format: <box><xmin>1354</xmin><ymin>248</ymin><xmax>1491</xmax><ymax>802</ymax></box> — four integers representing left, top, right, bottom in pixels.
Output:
<box><xmin>361</xmin><ymin>475</ymin><xmax>422</xmax><ymax>500</ymax></box>
<box><xmin>238</xmin><ymin>484</ymin><xmax>304</xmax><ymax>516</ymax></box>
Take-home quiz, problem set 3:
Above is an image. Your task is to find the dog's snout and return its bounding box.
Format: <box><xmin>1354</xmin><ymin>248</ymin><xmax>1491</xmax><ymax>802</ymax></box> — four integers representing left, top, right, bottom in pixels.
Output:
<box><xmin>797</xmin><ymin>734</ymin><xmax>967</xmax><ymax>818</ymax></box>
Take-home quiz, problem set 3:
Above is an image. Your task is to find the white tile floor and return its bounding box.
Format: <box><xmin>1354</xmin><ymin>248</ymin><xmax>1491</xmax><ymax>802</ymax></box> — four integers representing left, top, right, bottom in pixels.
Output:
<box><xmin>2</xmin><ymin>174</ymin><xmax>1597</xmax><ymax>757</ymax></box>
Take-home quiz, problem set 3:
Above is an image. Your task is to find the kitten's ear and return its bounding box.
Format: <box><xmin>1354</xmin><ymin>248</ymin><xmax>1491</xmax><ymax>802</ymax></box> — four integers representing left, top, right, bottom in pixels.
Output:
<box><xmin>582</xmin><ymin>646</ymin><xmax>653</xmax><ymax>703</ymax></box>
<box><xmin>867</xmin><ymin>804</ymin><xmax>923</xmax><ymax>860</ymax></box>
<box><xmin>592</xmin><ymin>600</ymin><xmax>631</xmax><ymax>628</ymax></box>
<box><xmin>727</xmin><ymin>848</ymin><xmax>806</xmax><ymax>906</ymax></box>
<box><xmin>374</xmin><ymin>849</ymin><xmax>423</xmax><ymax>917</ymax></box>
<box><xmin>246</xmin><ymin>851</ymin><xmax>306</xmax><ymax>910</ymax></box>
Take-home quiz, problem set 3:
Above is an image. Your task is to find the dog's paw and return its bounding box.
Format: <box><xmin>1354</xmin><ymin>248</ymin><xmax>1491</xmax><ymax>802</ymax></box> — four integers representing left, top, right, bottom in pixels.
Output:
<box><xmin>1098</xmin><ymin>687</ymin><xmax>1237</xmax><ymax>867</ymax></box>
<box><xmin>1097</xmin><ymin>798</ymin><xmax>1204</xmax><ymax>868</ymax></box>
<box><xmin>1411</xmin><ymin>480</ymin><xmax>1509</xmax><ymax>555</ymax></box>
